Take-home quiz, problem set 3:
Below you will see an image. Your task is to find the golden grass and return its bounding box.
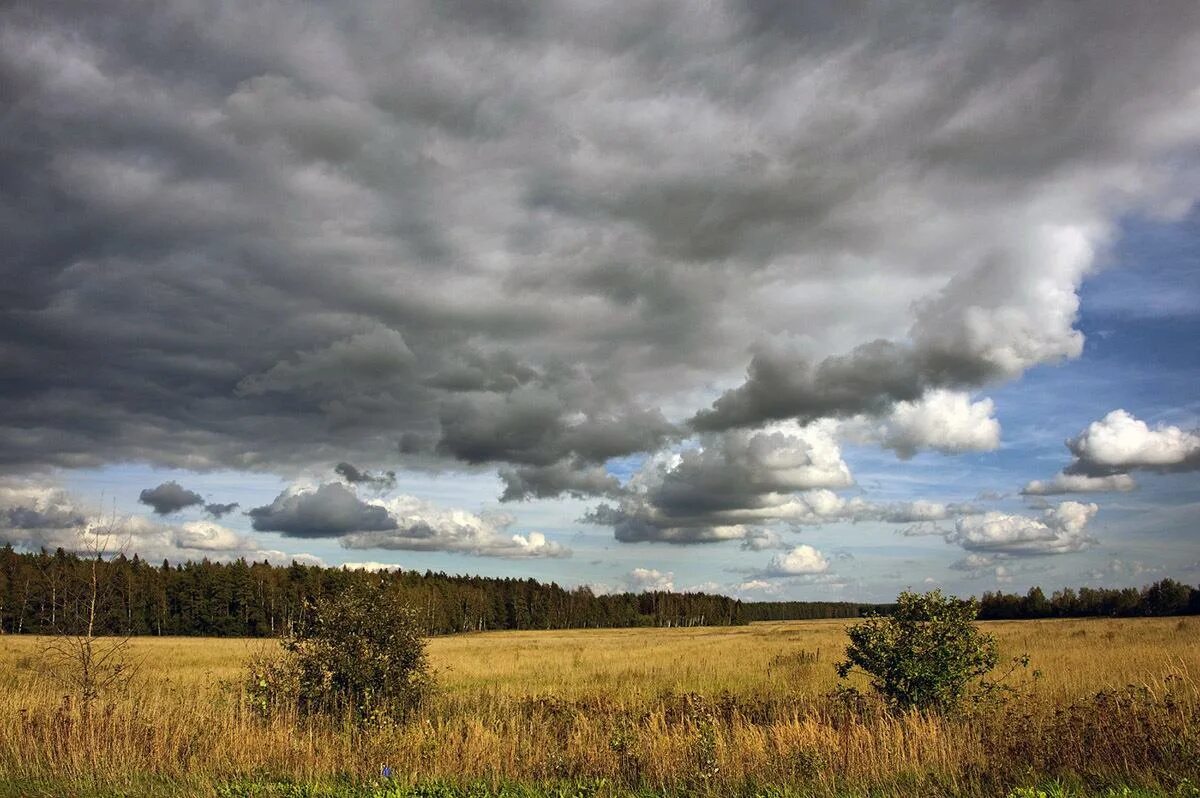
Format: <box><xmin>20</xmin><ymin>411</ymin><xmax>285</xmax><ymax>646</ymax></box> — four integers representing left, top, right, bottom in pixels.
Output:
<box><xmin>1</xmin><ymin>617</ymin><xmax>1198</xmax><ymax>796</ymax></box>
<box><xmin>429</xmin><ymin>617</ymin><xmax>1200</xmax><ymax>700</ymax></box>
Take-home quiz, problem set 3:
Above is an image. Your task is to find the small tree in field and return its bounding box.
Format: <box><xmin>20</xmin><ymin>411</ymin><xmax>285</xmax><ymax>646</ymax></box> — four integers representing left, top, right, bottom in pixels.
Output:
<box><xmin>835</xmin><ymin>590</ymin><xmax>998</xmax><ymax>714</ymax></box>
<box><xmin>41</xmin><ymin>511</ymin><xmax>138</xmax><ymax>716</ymax></box>
<box><xmin>248</xmin><ymin>580</ymin><xmax>432</xmax><ymax>726</ymax></box>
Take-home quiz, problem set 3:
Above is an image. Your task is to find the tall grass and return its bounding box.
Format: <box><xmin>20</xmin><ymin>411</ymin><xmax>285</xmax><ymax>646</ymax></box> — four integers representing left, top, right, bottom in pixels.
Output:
<box><xmin>0</xmin><ymin>618</ymin><xmax>1197</xmax><ymax>797</ymax></box>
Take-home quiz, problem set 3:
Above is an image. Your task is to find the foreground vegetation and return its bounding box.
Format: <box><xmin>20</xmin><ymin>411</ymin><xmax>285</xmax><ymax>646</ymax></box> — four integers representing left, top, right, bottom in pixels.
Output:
<box><xmin>1</xmin><ymin>616</ymin><xmax>1198</xmax><ymax>797</ymax></box>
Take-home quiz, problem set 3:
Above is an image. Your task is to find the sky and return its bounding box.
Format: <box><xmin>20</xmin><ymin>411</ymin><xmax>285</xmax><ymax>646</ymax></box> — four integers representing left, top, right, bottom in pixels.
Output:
<box><xmin>1</xmin><ymin>1</ymin><xmax>1198</xmax><ymax>602</ymax></box>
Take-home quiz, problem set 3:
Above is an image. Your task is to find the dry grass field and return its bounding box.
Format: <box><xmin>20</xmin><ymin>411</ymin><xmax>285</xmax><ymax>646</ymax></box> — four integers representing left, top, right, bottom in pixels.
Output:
<box><xmin>1</xmin><ymin>617</ymin><xmax>1198</xmax><ymax>797</ymax></box>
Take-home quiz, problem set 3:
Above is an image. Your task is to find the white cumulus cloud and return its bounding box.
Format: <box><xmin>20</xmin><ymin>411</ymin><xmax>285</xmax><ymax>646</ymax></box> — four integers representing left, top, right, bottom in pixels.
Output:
<box><xmin>845</xmin><ymin>390</ymin><xmax>1001</xmax><ymax>459</ymax></box>
<box><xmin>1067</xmin><ymin>410</ymin><xmax>1200</xmax><ymax>475</ymax></box>
<box><xmin>764</xmin><ymin>544</ymin><xmax>831</xmax><ymax>576</ymax></box>
<box><xmin>625</xmin><ymin>568</ymin><xmax>675</xmax><ymax>593</ymax></box>
<box><xmin>948</xmin><ymin>501</ymin><xmax>1098</xmax><ymax>556</ymax></box>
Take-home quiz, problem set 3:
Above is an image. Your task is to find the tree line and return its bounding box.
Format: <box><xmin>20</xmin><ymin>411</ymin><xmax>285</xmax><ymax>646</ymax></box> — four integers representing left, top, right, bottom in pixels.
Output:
<box><xmin>978</xmin><ymin>580</ymin><xmax>1200</xmax><ymax>619</ymax></box>
<box><xmin>1</xmin><ymin>546</ymin><xmax>1195</xmax><ymax>637</ymax></box>
<box><xmin>739</xmin><ymin>600</ymin><xmax>882</xmax><ymax>621</ymax></box>
<box><xmin>0</xmin><ymin>546</ymin><xmax>762</xmax><ymax>636</ymax></box>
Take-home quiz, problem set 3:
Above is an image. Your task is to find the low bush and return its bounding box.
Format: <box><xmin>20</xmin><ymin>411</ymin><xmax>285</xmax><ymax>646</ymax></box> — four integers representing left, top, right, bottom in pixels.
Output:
<box><xmin>835</xmin><ymin>589</ymin><xmax>1000</xmax><ymax>714</ymax></box>
<box><xmin>246</xmin><ymin>582</ymin><xmax>433</xmax><ymax>726</ymax></box>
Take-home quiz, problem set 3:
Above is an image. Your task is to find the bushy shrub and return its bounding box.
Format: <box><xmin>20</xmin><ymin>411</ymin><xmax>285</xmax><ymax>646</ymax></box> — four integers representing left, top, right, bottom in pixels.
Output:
<box><xmin>835</xmin><ymin>589</ymin><xmax>999</xmax><ymax>714</ymax></box>
<box><xmin>245</xmin><ymin>646</ymin><xmax>302</xmax><ymax>719</ymax></box>
<box><xmin>246</xmin><ymin>582</ymin><xmax>433</xmax><ymax>725</ymax></box>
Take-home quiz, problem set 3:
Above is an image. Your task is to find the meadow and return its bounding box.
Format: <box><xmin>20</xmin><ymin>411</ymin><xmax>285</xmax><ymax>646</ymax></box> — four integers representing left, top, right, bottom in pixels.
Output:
<box><xmin>0</xmin><ymin>617</ymin><xmax>1198</xmax><ymax>798</ymax></box>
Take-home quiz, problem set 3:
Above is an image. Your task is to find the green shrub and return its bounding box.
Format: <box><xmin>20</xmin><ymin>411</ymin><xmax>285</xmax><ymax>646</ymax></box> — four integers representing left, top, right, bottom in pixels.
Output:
<box><xmin>245</xmin><ymin>645</ymin><xmax>303</xmax><ymax>719</ymax></box>
<box><xmin>246</xmin><ymin>581</ymin><xmax>433</xmax><ymax>726</ymax></box>
<box><xmin>835</xmin><ymin>589</ymin><xmax>999</xmax><ymax>714</ymax></box>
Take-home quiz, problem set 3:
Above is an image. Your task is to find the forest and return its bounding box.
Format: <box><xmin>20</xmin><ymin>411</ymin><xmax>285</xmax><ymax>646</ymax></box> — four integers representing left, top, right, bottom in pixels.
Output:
<box><xmin>0</xmin><ymin>546</ymin><xmax>1196</xmax><ymax>637</ymax></box>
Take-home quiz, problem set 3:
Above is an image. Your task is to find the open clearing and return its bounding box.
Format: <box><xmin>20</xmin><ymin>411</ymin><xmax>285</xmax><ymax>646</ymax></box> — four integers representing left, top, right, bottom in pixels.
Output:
<box><xmin>1</xmin><ymin>618</ymin><xmax>1197</xmax><ymax>797</ymax></box>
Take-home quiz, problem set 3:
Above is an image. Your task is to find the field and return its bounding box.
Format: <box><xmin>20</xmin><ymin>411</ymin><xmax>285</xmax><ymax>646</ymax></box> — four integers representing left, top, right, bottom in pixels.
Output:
<box><xmin>1</xmin><ymin>618</ymin><xmax>1198</xmax><ymax>797</ymax></box>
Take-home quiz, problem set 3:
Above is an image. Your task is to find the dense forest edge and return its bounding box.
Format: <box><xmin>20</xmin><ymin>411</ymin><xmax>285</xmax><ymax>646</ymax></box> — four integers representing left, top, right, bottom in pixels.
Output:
<box><xmin>0</xmin><ymin>545</ymin><xmax>1197</xmax><ymax>636</ymax></box>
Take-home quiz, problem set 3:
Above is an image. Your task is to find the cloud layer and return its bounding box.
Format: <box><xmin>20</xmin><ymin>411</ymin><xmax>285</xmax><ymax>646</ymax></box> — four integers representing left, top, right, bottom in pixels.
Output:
<box><xmin>2</xmin><ymin>2</ymin><xmax>1197</xmax><ymax>492</ymax></box>
<box><xmin>0</xmin><ymin>482</ymin><xmax>319</xmax><ymax>565</ymax></box>
<box><xmin>0</xmin><ymin>2</ymin><xmax>1197</xmax><ymax>588</ymax></box>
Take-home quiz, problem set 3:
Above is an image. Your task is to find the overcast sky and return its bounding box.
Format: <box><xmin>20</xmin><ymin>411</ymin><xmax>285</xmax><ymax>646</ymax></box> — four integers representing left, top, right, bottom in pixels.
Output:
<box><xmin>2</xmin><ymin>1</ymin><xmax>1198</xmax><ymax>601</ymax></box>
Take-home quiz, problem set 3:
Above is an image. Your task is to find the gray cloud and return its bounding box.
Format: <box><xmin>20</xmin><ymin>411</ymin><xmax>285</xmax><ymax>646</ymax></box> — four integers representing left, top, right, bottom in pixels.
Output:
<box><xmin>876</xmin><ymin>500</ymin><xmax>980</xmax><ymax>525</ymax></box>
<box><xmin>692</xmin><ymin>341</ymin><xmax>956</xmax><ymax>432</ymax></box>
<box><xmin>436</xmin><ymin>385</ymin><xmax>679</xmax><ymax>470</ymax></box>
<box><xmin>945</xmin><ymin>552</ymin><xmax>1060</xmax><ymax>583</ymax></box>
<box><xmin>334</xmin><ymin>462</ymin><xmax>397</xmax><ymax>491</ymax></box>
<box><xmin>690</xmin><ymin>315</ymin><xmax>1061</xmax><ymax>433</ymax></box>
<box><xmin>583</xmin><ymin>423</ymin><xmax>855</xmax><ymax>543</ymax></box>
<box><xmin>0</xmin><ymin>484</ymin><xmax>104</xmax><ymax>550</ymax></box>
<box><xmin>246</xmin><ymin>482</ymin><xmax>570</xmax><ymax>557</ymax></box>
<box><xmin>648</xmin><ymin>427</ymin><xmax>852</xmax><ymax>517</ymax></box>
<box><xmin>582</xmin><ymin>419</ymin><xmax>993</xmax><ymax>545</ymax></box>
<box><xmin>340</xmin><ymin>497</ymin><xmax>570</xmax><ymax>558</ymax></box>
<box><xmin>739</xmin><ymin>528</ymin><xmax>787</xmax><ymax>551</ymax></box>
<box><xmin>138</xmin><ymin>481</ymin><xmax>205</xmax><ymax>515</ymax></box>
<box><xmin>3</xmin><ymin>498</ymin><xmax>87</xmax><ymax>532</ymax></box>
<box><xmin>0</xmin><ymin>0</ymin><xmax>1197</xmax><ymax>518</ymax></box>
<box><xmin>587</xmin><ymin>490</ymin><xmax>984</xmax><ymax>546</ymax></box>
<box><xmin>204</xmin><ymin>501</ymin><xmax>241</xmax><ymax>518</ymax></box>
<box><xmin>0</xmin><ymin>481</ymin><xmax>320</xmax><ymax>564</ymax></box>
<box><xmin>499</xmin><ymin>461</ymin><xmax>622</xmax><ymax>502</ymax></box>
<box><xmin>1020</xmin><ymin>473</ymin><xmax>1136</xmax><ymax>496</ymax></box>
<box><xmin>248</xmin><ymin>483</ymin><xmax>397</xmax><ymax>538</ymax></box>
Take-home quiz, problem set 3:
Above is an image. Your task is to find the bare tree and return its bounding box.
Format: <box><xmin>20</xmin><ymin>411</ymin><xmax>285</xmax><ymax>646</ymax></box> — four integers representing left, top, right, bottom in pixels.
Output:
<box><xmin>40</xmin><ymin>507</ymin><xmax>139</xmax><ymax>715</ymax></box>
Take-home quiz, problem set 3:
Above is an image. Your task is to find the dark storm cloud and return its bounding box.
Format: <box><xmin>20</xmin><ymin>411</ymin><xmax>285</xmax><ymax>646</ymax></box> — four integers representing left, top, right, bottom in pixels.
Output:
<box><xmin>499</xmin><ymin>461</ymin><xmax>622</xmax><ymax>502</ymax></box>
<box><xmin>436</xmin><ymin>386</ymin><xmax>679</xmax><ymax>469</ymax></box>
<box><xmin>1</xmin><ymin>0</ymin><xmax>1198</xmax><ymax>504</ymax></box>
<box><xmin>248</xmin><ymin>483</ymin><xmax>397</xmax><ymax>538</ymax></box>
<box><xmin>425</xmin><ymin>350</ymin><xmax>540</xmax><ymax>393</ymax></box>
<box><xmin>691</xmin><ymin>341</ymin><xmax>947</xmax><ymax>431</ymax></box>
<box><xmin>138</xmin><ymin>481</ymin><xmax>205</xmax><ymax>515</ymax></box>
